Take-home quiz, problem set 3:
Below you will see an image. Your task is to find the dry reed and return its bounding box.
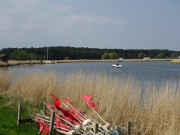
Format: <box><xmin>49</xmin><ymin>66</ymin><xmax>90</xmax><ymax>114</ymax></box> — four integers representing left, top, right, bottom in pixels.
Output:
<box><xmin>0</xmin><ymin>61</ymin><xmax>8</xmax><ymax>67</ymax></box>
<box><xmin>1</xmin><ymin>70</ymin><xmax>180</xmax><ymax>134</ymax></box>
<box><xmin>8</xmin><ymin>60</ymin><xmax>41</xmax><ymax>65</ymax></box>
<box><xmin>123</xmin><ymin>59</ymin><xmax>172</xmax><ymax>62</ymax></box>
<box><xmin>171</xmin><ymin>59</ymin><xmax>180</xmax><ymax>64</ymax></box>
<box><xmin>0</xmin><ymin>69</ymin><xmax>12</xmax><ymax>91</ymax></box>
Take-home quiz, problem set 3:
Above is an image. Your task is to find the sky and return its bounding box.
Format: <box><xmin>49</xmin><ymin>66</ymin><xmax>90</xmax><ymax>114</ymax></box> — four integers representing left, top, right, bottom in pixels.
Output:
<box><xmin>0</xmin><ymin>0</ymin><xmax>180</xmax><ymax>50</ymax></box>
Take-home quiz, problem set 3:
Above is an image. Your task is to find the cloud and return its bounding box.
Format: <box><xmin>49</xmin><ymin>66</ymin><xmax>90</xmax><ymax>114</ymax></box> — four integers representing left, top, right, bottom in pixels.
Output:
<box><xmin>20</xmin><ymin>14</ymin><xmax>127</xmax><ymax>32</ymax></box>
<box><xmin>0</xmin><ymin>16</ymin><xmax>13</xmax><ymax>31</ymax></box>
<box><xmin>48</xmin><ymin>5</ymin><xmax>72</xmax><ymax>12</ymax></box>
<box><xmin>22</xmin><ymin>24</ymin><xmax>39</xmax><ymax>30</ymax></box>
<box><xmin>51</xmin><ymin>15</ymin><xmax>128</xmax><ymax>32</ymax></box>
<box><xmin>68</xmin><ymin>15</ymin><xmax>127</xmax><ymax>26</ymax></box>
<box><xmin>81</xmin><ymin>28</ymin><xmax>91</xmax><ymax>33</ymax></box>
<box><xmin>0</xmin><ymin>0</ymin><xmax>127</xmax><ymax>33</ymax></box>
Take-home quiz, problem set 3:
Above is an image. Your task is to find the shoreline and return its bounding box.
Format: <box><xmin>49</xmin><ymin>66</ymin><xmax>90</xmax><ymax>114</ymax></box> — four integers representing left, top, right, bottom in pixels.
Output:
<box><xmin>0</xmin><ymin>59</ymin><xmax>175</xmax><ymax>67</ymax></box>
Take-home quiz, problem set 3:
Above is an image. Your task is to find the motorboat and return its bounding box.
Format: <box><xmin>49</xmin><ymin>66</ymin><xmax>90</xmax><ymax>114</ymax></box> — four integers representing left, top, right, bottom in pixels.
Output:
<box><xmin>112</xmin><ymin>63</ymin><xmax>122</xmax><ymax>68</ymax></box>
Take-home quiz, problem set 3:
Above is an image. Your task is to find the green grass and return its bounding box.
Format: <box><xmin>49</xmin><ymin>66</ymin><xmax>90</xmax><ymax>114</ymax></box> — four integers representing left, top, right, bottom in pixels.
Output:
<box><xmin>0</xmin><ymin>95</ymin><xmax>39</xmax><ymax>135</ymax></box>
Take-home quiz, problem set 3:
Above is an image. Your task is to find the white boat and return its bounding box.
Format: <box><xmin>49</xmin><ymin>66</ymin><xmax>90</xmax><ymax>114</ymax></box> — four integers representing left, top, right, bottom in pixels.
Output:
<box><xmin>112</xmin><ymin>63</ymin><xmax>122</xmax><ymax>68</ymax></box>
<box><xmin>43</xmin><ymin>47</ymin><xmax>56</xmax><ymax>64</ymax></box>
<box><xmin>118</xmin><ymin>58</ymin><xmax>123</xmax><ymax>62</ymax></box>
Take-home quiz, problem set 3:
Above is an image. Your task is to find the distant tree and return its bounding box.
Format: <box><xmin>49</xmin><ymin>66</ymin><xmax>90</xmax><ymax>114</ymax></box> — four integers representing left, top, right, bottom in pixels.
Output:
<box><xmin>1</xmin><ymin>46</ymin><xmax>180</xmax><ymax>60</ymax></box>
<box><xmin>9</xmin><ymin>50</ymin><xmax>28</xmax><ymax>60</ymax></box>
<box><xmin>138</xmin><ymin>53</ymin><xmax>145</xmax><ymax>59</ymax></box>
<box><xmin>156</xmin><ymin>53</ymin><xmax>165</xmax><ymax>59</ymax></box>
<box><xmin>9</xmin><ymin>50</ymin><xmax>40</xmax><ymax>60</ymax></box>
<box><xmin>171</xmin><ymin>53</ymin><xmax>179</xmax><ymax>58</ymax></box>
<box><xmin>64</xmin><ymin>57</ymin><xmax>69</xmax><ymax>60</ymax></box>
<box><xmin>109</xmin><ymin>52</ymin><xmax>119</xmax><ymax>59</ymax></box>
<box><xmin>101</xmin><ymin>53</ymin><xmax>109</xmax><ymax>59</ymax></box>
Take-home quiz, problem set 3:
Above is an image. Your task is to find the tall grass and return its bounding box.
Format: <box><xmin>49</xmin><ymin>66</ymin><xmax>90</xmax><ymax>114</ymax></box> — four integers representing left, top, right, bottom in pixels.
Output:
<box><xmin>0</xmin><ymin>69</ymin><xmax>12</xmax><ymax>92</ymax></box>
<box><xmin>0</xmin><ymin>61</ymin><xmax>8</xmax><ymax>67</ymax></box>
<box><xmin>1</xmin><ymin>70</ymin><xmax>180</xmax><ymax>134</ymax></box>
<box><xmin>171</xmin><ymin>59</ymin><xmax>180</xmax><ymax>64</ymax></box>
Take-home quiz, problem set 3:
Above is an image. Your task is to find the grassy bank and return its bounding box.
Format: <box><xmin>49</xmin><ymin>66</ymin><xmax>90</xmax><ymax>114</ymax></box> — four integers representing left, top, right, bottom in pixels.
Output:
<box><xmin>0</xmin><ymin>70</ymin><xmax>180</xmax><ymax>134</ymax></box>
<box><xmin>0</xmin><ymin>94</ymin><xmax>39</xmax><ymax>135</ymax></box>
<box><xmin>171</xmin><ymin>59</ymin><xmax>180</xmax><ymax>64</ymax></box>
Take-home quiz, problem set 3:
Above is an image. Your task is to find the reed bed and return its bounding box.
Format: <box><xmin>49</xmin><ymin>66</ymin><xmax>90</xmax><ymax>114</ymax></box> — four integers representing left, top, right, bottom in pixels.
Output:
<box><xmin>0</xmin><ymin>61</ymin><xmax>8</xmax><ymax>67</ymax></box>
<box><xmin>56</xmin><ymin>59</ymin><xmax>172</xmax><ymax>63</ymax></box>
<box><xmin>8</xmin><ymin>60</ymin><xmax>41</xmax><ymax>65</ymax></box>
<box><xmin>56</xmin><ymin>59</ymin><xmax>117</xmax><ymax>63</ymax></box>
<box><xmin>171</xmin><ymin>59</ymin><xmax>180</xmax><ymax>64</ymax></box>
<box><xmin>123</xmin><ymin>59</ymin><xmax>172</xmax><ymax>62</ymax></box>
<box><xmin>0</xmin><ymin>70</ymin><xmax>179</xmax><ymax>134</ymax></box>
<box><xmin>0</xmin><ymin>70</ymin><xmax>12</xmax><ymax>91</ymax></box>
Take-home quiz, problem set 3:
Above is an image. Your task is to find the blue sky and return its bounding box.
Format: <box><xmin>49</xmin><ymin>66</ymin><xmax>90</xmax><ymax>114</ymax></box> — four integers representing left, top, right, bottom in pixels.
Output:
<box><xmin>0</xmin><ymin>0</ymin><xmax>180</xmax><ymax>50</ymax></box>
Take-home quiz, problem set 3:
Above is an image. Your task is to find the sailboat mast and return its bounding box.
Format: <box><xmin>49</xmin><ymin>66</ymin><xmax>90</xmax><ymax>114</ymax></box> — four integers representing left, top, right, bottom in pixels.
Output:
<box><xmin>47</xmin><ymin>47</ymin><xmax>48</xmax><ymax>60</ymax></box>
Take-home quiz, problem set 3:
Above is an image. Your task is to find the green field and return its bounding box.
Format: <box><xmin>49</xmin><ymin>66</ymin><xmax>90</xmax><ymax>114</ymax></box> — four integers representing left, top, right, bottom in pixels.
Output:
<box><xmin>0</xmin><ymin>95</ymin><xmax>39</xmax><ymax>135</ymax></box>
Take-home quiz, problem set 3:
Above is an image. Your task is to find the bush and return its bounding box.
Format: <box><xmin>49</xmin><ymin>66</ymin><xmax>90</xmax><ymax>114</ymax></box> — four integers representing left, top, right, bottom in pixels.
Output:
<box><xmin>101</xmin><ymin>52</ymin><xmax>119</xmax><ymax>59</ymax></box>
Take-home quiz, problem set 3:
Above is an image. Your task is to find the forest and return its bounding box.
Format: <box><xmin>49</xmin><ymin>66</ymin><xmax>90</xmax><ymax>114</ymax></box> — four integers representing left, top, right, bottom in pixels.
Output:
<box><xmin>0</xmin><ymin>46</ymin><xmax>180</xmax><ymax>60</ymax></box>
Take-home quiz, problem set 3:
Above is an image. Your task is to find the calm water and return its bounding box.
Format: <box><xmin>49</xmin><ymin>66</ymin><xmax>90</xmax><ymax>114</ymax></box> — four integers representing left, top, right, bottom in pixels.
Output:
<box><xmin>7</xmin><ymin>61</ymin><xmax>180</xmax><ymax>88</ymax></box>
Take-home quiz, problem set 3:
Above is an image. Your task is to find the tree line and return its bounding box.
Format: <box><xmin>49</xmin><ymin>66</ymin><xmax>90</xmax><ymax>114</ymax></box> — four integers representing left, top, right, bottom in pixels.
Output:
<box><xmin>0</xmin><ymin>46</ymin><xmax>180</xmax><ymax>60</ymax></box>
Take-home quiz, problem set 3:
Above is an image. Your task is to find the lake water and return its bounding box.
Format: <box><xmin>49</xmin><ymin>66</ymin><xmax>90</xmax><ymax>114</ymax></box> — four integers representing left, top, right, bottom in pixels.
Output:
<box><xmin>7</xmin><ymin>61</ymin><xmax>180</xmax><ymax>89</ymax></box>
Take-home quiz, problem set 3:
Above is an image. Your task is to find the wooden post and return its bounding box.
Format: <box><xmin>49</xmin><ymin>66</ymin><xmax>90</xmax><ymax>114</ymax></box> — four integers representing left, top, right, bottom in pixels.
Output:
<box><xmin>17</xmin><ymin>103</ymin><xmax>21</xmax><ymax>126</ymax></box>
<box><xmin>49</xmin><ymin>111</ymin><xmax>55</xmax><ymax>135</ymax></box>
<box><xmin>127</xmin><ymin>122</ymin><xmax>131</xmax><ymax>135</ymax></box>
<box><xmin>43</xmin><ymin>102</ymin><xmax>47</xmax><ymax>115</ymax></box>
<box><xmin>93</xmin><ymin>123</ymin><xmax>99</xmax><ymax>134</ymax></box>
